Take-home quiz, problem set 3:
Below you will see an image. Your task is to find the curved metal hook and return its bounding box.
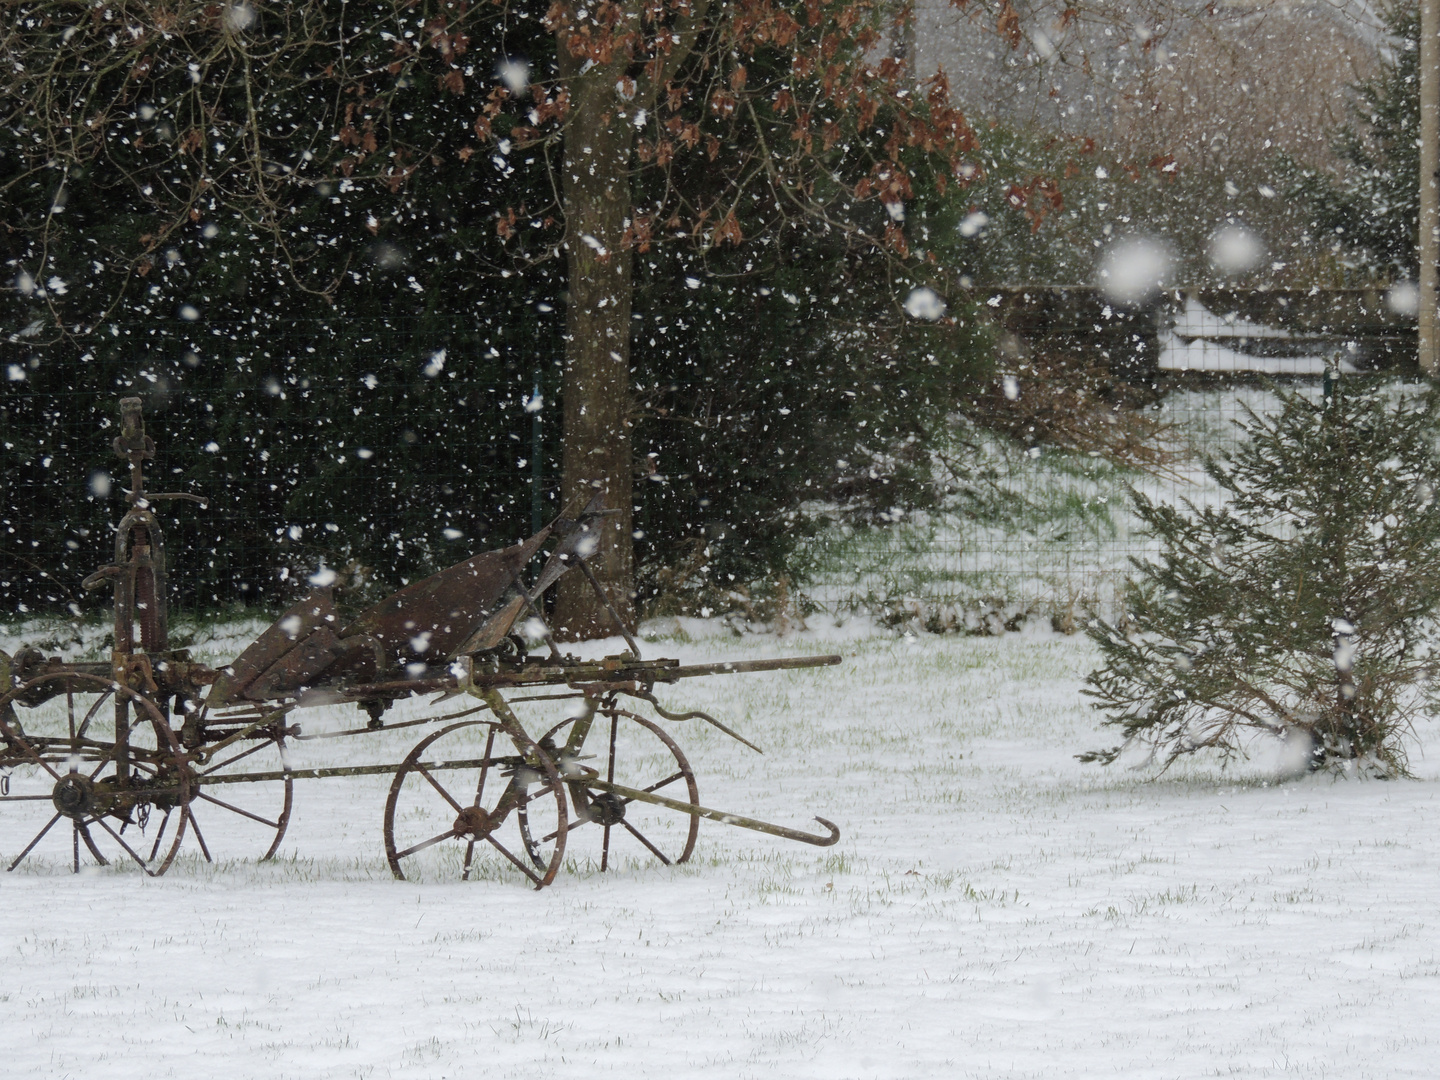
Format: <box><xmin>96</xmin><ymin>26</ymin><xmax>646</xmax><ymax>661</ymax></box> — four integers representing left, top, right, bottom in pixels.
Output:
<box><xmin>806</xmin><ymin>817</ymin><xmax>842</xmax><ymax>847</ymax></box>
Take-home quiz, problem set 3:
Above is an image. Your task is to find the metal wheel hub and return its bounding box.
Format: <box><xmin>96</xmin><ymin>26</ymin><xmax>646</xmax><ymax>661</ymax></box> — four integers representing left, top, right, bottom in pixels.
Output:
<box><xmin>587</xmin><ymin>792</ymin><xmax>626</xmax><ymax>827</ymax></box>
<box><xmin>454</xmin><ymin>805</ymin><xmax>496</xmax><ymax>838</ymax></box>
<box><xmin>51</xmin><ymin>773</ymin><xmax>114</xmax><ymax>820</ymax></box>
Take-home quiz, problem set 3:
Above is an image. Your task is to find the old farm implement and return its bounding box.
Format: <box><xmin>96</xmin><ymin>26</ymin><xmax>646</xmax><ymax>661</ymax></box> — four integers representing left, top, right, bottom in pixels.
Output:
<box><xmin>0</xmin><ymin>400</ymin><xmax>840</xmax><ymax>886</ymax></box>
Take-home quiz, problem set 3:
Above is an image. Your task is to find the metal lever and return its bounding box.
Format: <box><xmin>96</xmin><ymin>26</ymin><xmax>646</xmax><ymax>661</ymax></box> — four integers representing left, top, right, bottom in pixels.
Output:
<box><xmin>577</xmin><ymin>557</ymin><xmax>643</xmax><ymax>659</ymax></box>
<box><xmin>143</xmin><ymin>492</ymin><xmax>209</xmax><ymax>508</ymax></box>
<box><xmin>625</xmin><ymin>690</ymin><xmax>763</xmax><ymax>754</ymax></box>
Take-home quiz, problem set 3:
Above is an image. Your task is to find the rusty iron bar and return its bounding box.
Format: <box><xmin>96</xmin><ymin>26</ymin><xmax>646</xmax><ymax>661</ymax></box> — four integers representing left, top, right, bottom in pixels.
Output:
<box><xmin>291</xmin><ymin>710</ymin><xmax>486</xmax><ymax>742</ymax></box>
<box><xmin>579</xmin><ymin>773</ymin><xmax>840</xmax><ymax>847</ymax></box>
<box><xmin>190</xmin><ymin>709</ymin><xmax>293</xmax><ymax>765</ymax></box>
<box><xmin>622</xmin><ymin>687</ymin><xmax>764</xmax><ymax>753</ymax></box>
<box><xmin>100</xmin><ymin>752</ymin><xmax>513</xmax><ymax>795</ymax></box>
<box><xmin>191</xmin><ymin>757</ymin><xmax>497</xmax><ymax>785</ymax></box>
<box><xmin>287</xmin><ymin>689</ymin><xmax>587</xmax><ymax>743</ymax></box>
<box><xmin>515</xmin><ymin>579</ymin><xmax>566</xmax><ymax>661</ymax></box>
<box><xmin>643</xmin><ymin>655</ymin><xmax>843</xmax><ymax>680</ymax></box>
<box><xmin>576</xmin><ymin>556</ymin><xmax>643</xmax><ymax>658</ymax></box>
<box><xmin>329</xmin><ymin>653</ymin><xmax>843</xmax><ymax>703</ymax></box>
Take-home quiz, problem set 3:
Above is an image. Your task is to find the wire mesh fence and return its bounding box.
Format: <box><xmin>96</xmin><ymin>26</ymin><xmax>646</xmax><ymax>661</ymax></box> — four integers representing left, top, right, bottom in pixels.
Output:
<box><xmin>799</xmin><ymin>374</ymin><xmax>1423</xmax><ymax>629</ymax></box>
<box><xmin>799</xmin><ymin>421</ymin><xmax>1175</xmax><ymax>626</ymax></box>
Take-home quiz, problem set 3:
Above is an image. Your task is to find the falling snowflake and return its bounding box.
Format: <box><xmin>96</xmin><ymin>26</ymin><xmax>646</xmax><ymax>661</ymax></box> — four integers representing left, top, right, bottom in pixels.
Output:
<box><xmin>1208</xmin><ymin>226</ymin><xmax>1264</xmax><ymax>275</ymax></box>
<box><xmin>1096</xmin><ymin>238</ymin><xmax>1174</xmax><ymax>305</ymax></box>
<box><xmin>903</xmin><ymin>287</ymin><xmax>946</xmax><ymax>320</ymax></box>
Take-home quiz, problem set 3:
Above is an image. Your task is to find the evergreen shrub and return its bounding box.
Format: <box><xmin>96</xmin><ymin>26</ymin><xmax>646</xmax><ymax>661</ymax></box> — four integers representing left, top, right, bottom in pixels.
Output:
<box><xmin>1083</xmin><ymin>379</ymin><xmax>1440</xmax><ymax>777</ymax></box>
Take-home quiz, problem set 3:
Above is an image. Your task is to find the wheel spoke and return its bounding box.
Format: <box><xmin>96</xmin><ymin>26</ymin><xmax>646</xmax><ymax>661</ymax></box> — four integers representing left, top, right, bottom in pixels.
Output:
<box><xmin>469</xmin><ymin>728</ymin><xmax>497</xmax><ymax>808</ymax></box>
<box><xmin>538</xmin><ymin>816</ymin><xmax>591</xmax><ymax>846</ymax></box>
<box><xmin>75</xmin><ymin>692</ymin><xmax>110</xmax><ymax>742</ymax></box>
<box><xmin>66</xmin><ymin>691</ymin><xmax>75</xmax><ymax>742</ymax></box>
<box><xmin>77</xmin><ymin>821</ymin><xmax>109</xmax><ymax>865</ymax></box>
<box><xmin>147</xmin><ymin>808</ymin><xmax>174</xmax><ymax>862</ymax></box>
<box><xmin>515</xmin><ymin>775</ymin><xmax>560</xmax><ymax>807</ymax></box>
<box><xmin>196</xmin><ymin>791</ymin><xmax>280</xmax><ymax>829</ymax></box>
<box><xmin>484</xmin><ymin>834</ymin><xmax>543</xmax><ymax>887</ymax></box>
<box><xmin>188</xmin><ymin>811</ymin><xmax>214</xmax><ymax>863</ymax></box>
<box><xmin>72</xmin><ymin>820</ymin><xmax>79</xmax><ymax>874</ymax></box>
<box><xmin>621</xmin><ymin>820</ymin><xmax>672</xmax><ymax>865</ymax></box>
<box><xmin>91</xmin><ymin>817</ymin><xmax>154</xmax><ymax>874</ymax></box>
<box><xmin>190</xmin><ymin>812</ymin><xmax>217</xmax><ymax>864</ymax></box>
<box><xmin>461</xmin><ymin>840</ymin><xmax>476</xmax><ymax>881</ymax></box>
<box><xmin>395</xmin><ymin>828</ymin><xmax>459</xmax><ymax>861</ymax></box>
<box><xmin>413</xmin><ymin>763</ymin><xmax>466</xmax><ymax>814</ymax></box>
<box><xmin>192</xmin><ymin>732</ymin><xmax>292</xmax><ymax>863</ymax></box>
<box><xmin>7</xmin><ymin>812</ymin><xmax>63</xmax><ymax>872</ymax></box>
<box><xmin>4</xmin><ymin>728</ymin><xmax>62</xmax><ymax>782</ymax></box>
<box><xmin>634</xmin><ymin>770</ymin><xmax>688</xmax><ymax>799</ymax></box>
<box><xmin>600</xmin><ymin>823</ymin><xmax>612</xmax><ymax>872</ymax></box>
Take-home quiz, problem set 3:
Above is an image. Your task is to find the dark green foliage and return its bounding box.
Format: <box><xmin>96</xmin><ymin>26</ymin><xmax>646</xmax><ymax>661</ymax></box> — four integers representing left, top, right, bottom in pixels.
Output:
<box><xmin>612</xmin><ymin>36</ymin><xmax>995</xmax><ymax>603</ymax></box>
<box><xmin>0</xmin><ymin>312</ymin><xmax>561</xmax><ymax>617</ymax></box>
<box><xmin>1084</xmin><ymin>380</ymin><xmax>1440</xmax><ymax>776</ymax></box>
<box><xmin>1290</xmin><ymin>1</ymin><xmax>1419</xmax><ymax>278</ymax></box>
<box><xmin>0</xmin><ymin>3</ymin><xmax>568</xmax><ymax>615</ymax></box>
<box><xmin>631</xmin><ymin>238</ymin><xmax>990</xmax><ymax>605</ymax></box>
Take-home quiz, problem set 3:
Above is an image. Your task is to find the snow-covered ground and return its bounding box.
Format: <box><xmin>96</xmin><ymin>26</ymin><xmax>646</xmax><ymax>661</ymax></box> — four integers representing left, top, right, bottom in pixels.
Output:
<box><xmin>5</xmin><ymin>617</ymin><xmax>1439</xmax><ymax>1078</ymax></box>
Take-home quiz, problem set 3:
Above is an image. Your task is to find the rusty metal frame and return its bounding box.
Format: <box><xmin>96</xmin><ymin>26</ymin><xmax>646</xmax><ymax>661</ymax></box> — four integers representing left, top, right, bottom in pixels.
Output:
<box><xmin>0</xmin><ymin>399</ymin><xmax>842</xmax><ymax>885</ymax></box>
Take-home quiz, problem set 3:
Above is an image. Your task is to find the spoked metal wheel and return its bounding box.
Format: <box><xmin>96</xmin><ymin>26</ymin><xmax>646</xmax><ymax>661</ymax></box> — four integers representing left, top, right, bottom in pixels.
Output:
<box><xmin>0</xmin><ymin>674</ymin><xmax>192</xmax><ymax>876</ymax></box>
<box><xmin>185</xmin><ymin>704</ymin><xmax>295</xmax><ymax>864</ymax></box>
<box><xmin>384</xmin><ymin>720</ymin><xmax>568</xmax><ymax>889</ymax></box>
<box><xmin>542</xmin><ymin>709</ymin><xmax>699</xmax><ymax>872</ymax></box>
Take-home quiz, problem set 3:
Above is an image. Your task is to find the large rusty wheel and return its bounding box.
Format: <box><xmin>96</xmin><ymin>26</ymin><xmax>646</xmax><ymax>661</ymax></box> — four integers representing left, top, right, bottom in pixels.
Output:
<box><xmin>0</xmin><ymin>674</ymin><xmax>192</xmax><ymax>875</ymax></box>
<box><xmin>383</xmin><ymin>720</ymin><xmax>568</xmax><ymax>889</ymax></box>
<box><xmin>541</xmin><ymin>709</ymin><xmax>699</xmax><ymax>872</ymax></box>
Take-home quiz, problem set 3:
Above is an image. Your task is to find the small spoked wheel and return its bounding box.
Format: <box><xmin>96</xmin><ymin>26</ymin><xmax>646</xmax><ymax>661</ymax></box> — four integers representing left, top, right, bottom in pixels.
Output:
<box><xmin>542</xmin><ymin>710</ymin><xmax>699</xmax><ymax>872</ymax></box>
<box><xmin>383</xmin><ymin>720</ymin><xmax>567</xmax><ymax>888</ymax></box>
<box><xmin>1</xmin><ymin>674</ymin><xmax>193</xmax><ymax>876</ymax></box>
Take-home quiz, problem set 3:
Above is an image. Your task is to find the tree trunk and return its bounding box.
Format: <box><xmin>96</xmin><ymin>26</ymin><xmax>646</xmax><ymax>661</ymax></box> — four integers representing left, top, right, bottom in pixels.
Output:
<box><xmin>552</xmin><ymin>40</ymin><xmax>637</xmax><ymax>640</ymax></box>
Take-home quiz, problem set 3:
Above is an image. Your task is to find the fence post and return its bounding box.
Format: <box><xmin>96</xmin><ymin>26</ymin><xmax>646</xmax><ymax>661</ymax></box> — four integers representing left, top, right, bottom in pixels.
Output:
<box><xmin>530</xmin><ymin>364</ymin><xmax>543</xmax><ymax>537</ymax></box>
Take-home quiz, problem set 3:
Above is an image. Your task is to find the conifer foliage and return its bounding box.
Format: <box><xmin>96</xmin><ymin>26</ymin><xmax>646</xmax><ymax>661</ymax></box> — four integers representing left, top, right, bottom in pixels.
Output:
<box><xmin>1083</xmin><ymin>381</ymin><xmax>1440</xmax><ymax>777</ymax></box>
<box><xmin>1294</xmin><ymin>0</ymin><xmax>1419</xmax><ymax>278</ymax></box>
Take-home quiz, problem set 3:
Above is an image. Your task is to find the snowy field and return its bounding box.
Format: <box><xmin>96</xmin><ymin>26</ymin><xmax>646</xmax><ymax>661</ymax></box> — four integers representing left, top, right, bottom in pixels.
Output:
<box><xmin>5</xmin><ymin>617</ymin><xmax>1440</xmax><ymax>1078</ymax></box>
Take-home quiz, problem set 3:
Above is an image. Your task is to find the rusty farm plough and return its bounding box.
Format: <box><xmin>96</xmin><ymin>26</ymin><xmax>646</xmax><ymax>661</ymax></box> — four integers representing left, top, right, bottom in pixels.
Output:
<box><xmin>0</xmin><ymin>399</ymin><xmax>840</xmax><ymax>886</ymax></box>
